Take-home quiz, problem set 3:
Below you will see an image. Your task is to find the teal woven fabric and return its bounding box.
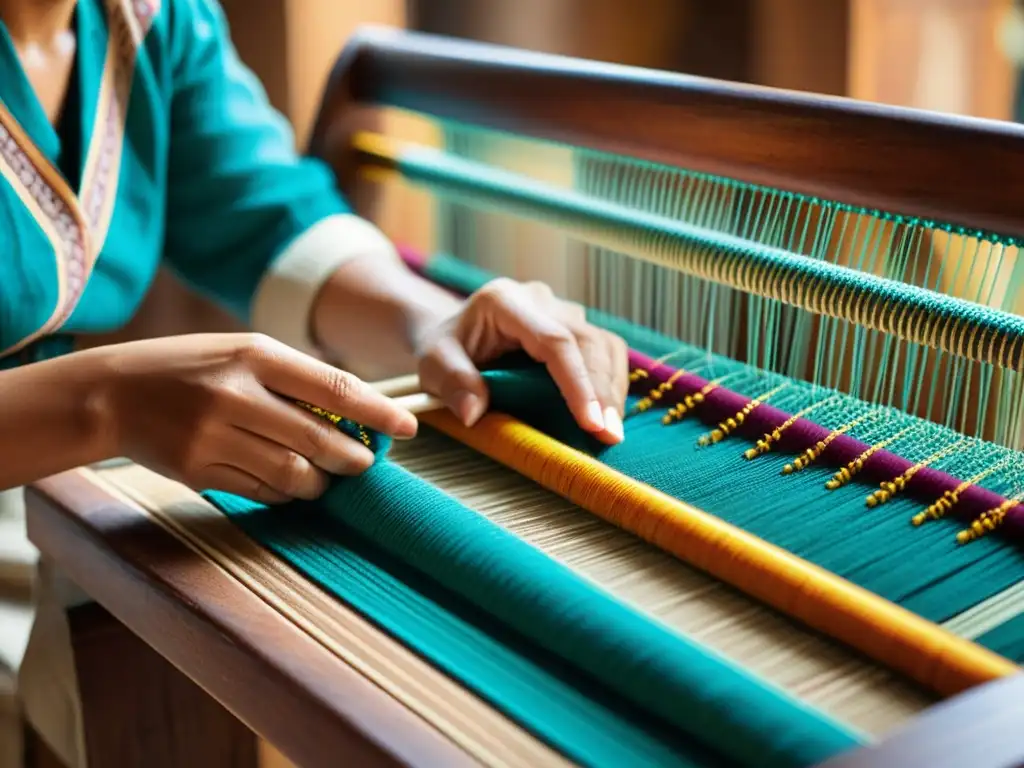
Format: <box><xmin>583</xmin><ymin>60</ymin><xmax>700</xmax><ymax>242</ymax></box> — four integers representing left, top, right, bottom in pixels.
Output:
<box><xmin>205</xmin><ymin>414</ymin><xmax>863</xmax><ymax>768</ymax></box>
<box><xmin>976</xmin><ymin>611</ymin><xmax>1024</xmax><ymax>664</ymax></box>
<box><xmin>423</xmin><ymin>253</ymin><xmax>1024</xmax><ymax>662</ymax></box>
<box><xmin>209</xmin><ymin>484</ymin><xmax>709</xmax><ymax>768</ymax></box>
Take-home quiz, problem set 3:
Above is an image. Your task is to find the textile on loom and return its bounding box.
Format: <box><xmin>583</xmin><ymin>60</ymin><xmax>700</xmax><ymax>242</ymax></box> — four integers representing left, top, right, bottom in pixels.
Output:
<box><xmin>350</xmin><ymin>105</ymin><xmax>1024</xmax><ymax>686</ymax></box>
<box><xmin>205</xmin><ymin>403</ymin><xmax>862</xmax><ymax>768</ymax></box>
<box><xmin>201</xmin><ymin>44</ymin><xmax>1023</xmax><ymax>759</ymax></box>
<box><xmin>3</xmin><ymin>17</ymin><xmax>1021</xmax><ymax>766</ymax></box>
<box><xmin>411</xmin><ymin>251</ymin><xmax>1024</xmax><ymax>663</ymax></box>
<box><xmin>201</xmin><ymin>255</ymin><xmax>1021</xmax><ymax>767</ymax></box>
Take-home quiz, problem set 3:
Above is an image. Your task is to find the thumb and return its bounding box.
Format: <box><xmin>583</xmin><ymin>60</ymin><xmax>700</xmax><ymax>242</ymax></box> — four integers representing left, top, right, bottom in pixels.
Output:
<box><xmin>417</xmin><ymin>336</ymin><xmax>490</xmax><ymax>427</ymax></box>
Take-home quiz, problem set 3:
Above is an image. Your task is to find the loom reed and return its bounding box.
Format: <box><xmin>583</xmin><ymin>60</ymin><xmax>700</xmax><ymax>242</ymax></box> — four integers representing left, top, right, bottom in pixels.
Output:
<box><xmin>355</xmin><ymin>133</ymin><xmax>1024</xmax><ymax>380</ymax></box>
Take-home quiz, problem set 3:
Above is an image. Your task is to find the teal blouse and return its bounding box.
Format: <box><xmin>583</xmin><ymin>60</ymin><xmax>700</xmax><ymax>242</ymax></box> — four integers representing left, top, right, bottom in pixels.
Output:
<box><xmin>0</xmin><ymin>0</ymin><xmax>348</xmax><ymax>366</ymax></box>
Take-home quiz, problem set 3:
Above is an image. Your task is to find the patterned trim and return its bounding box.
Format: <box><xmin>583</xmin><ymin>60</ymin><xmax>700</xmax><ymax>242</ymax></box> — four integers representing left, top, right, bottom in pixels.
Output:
<box><xmin>80</xmin><ymin>0</ymin><xmax>159</xmax><ymax>249</ymax></box>
<box><xmin>0</xmin><ymin>105</ymin><xmax>87</xmax><ymax>358</ymax></box>
<box><xmin>0</xmin><ymin>0</ymin><xmax>160</xmax><ymax>359</ymax></box>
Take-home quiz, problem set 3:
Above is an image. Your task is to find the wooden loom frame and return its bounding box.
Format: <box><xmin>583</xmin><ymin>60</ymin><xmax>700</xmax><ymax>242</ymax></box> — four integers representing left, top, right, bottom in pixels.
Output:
<box><xmin>321</xmin><ymin>20</ymin><xmax>1024</xmax><ymax>677</ymax></box>
<box><xmin>23</xmin><ymin>25</ymin><xmax>1024</xmax><ymax>768</ymax></box>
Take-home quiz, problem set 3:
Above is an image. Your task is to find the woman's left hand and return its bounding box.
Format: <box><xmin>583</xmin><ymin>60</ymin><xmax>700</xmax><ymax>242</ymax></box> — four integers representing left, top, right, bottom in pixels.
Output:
<box><xmin>414</xmin><ymin>278</ymin><xmax>629</xmax><ymax>445</ymax></box>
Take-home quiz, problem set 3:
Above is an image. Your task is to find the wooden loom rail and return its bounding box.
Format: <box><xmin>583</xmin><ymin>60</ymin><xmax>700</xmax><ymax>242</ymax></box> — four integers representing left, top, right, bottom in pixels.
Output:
<box><xmin>313</xmin><ymin>25</ymin><xmax>1024</xmax><ymax>239</ymax></box>
<box><xmin>24</xmin><ymin>470</ymin><xmax>474</xmax><ymax>768</ymax></box>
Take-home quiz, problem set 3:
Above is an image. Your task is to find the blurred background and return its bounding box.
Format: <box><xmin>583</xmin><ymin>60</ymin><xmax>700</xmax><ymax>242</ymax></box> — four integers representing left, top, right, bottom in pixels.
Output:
<box><xmin>129</xmin><ymin>0</ymin><xmax>1024</xmax><ymax>348</ymax></box>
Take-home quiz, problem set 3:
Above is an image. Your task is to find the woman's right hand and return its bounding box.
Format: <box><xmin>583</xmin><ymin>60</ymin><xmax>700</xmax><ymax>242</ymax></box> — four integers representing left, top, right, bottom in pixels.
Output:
<box><xmin>90</xmin><ymin>333</ymin><xmax>417</xmax><ymax>503</ymax></box>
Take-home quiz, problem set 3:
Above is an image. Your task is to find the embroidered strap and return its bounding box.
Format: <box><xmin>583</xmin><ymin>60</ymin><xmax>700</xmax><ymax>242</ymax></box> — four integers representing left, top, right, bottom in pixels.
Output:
<box><xmin>0</xmin><ymin>0</ymin><xmax>160</xmax><ymax>359</ymax></box>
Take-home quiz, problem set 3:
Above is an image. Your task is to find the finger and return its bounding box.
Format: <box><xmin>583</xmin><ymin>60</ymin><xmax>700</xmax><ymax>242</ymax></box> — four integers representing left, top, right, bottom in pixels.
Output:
<box><xmin>418</xmin><ymin>335</ymin><xmax>490</xmax><ymax>426</ymax></box>
<box><xmin>226</xmin><ymin>428</ymin><xmax>331</xmax><ymax>500</ymax></box>
<box><xmin>194</xmin><ymin>464</ymin><xmax>292</xmax><ymax>505</ymax></box>
<box><xmin>575</xmin><ymin>329</ymin><xmax>626</xmax><ymax>445</ymax></box>
<box><xmin>241</xmin><ymin>335</ymin><xmax>418</xmax><ymax>439</ymax></box>
<box><xmin>226</xmin><ymin>386</ymin><xmax>377</xmax><ymax>475</ymax></box>
<box><xmin>477</xmin><ymin>302</ymin><xmax>604</xmax><ymax>435</ymax></box>
<box><xmin>607</xmin><ymin>332</ymin><xmax>630</xmax><ymax>413</ymax></box>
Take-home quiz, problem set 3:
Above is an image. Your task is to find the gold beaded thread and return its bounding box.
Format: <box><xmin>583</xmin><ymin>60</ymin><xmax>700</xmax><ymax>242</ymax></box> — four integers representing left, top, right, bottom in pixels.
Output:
<box><xmin>825</xmin><ymin>426</ymin><xmax>915</xmax><ymax>490</ymax></box>
<box><xmin>296</xmin><ymin>401</ymin><xmax>373</xmax><ymax>447</ymax></box>
<box><xmin>632</xmin><ymin>369</ymin><xmax>688</xmax><ymax>415</ymax></box>
<box><xmin>696</xmin><ymin>383</ymin><xmax>789</xmax><ymax>447</ymax></box>
<box><xmin>781</xmin><ymin>410</ymin><xmax>880</xmax><ymax>475</ymax></box>
<box><xmin>661</xmin><ymin>371</ymin><xmax>748</xmax><ymax>425</ymax></box>
<box><xmin>956</xmin><ymin>495</ymin><xmax>1022</xmax><ymax>545</ymax></box>
<box><xmin>864</xmin><ymin>440</ymin><xmax>965</xmax><ymax>508</ymax></box>
<box><xmin>663</xmin><ymin>381</ymin><xmax>717</xmax><ymax>424</ymax></box>
<box><xmin>912</xmin><ymin>456</ymin><xmax>1016</xmax><ymax>526</ymax></box>
<box><xmin>743</xmin><ymin>396</ymin><xmax>841</xmax><ymax>461</ymax></box>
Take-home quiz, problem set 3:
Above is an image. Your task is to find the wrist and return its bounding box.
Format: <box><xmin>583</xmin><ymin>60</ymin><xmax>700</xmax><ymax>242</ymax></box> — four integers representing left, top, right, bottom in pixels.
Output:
<box><xmin>311</xmin><ymin>253</ymin><xmax>463</xmax><ymax>377</ymax></box>
<box><xmin>251</xmin><ymin>214</ymin><xmax>406</xmax><ymax>357</ymax></box>
<box><xmin>399</xmin><ymin>279</ymin><xmax>464</xmax><ymax>356</ymax></box>
<box><xmin>62</xmin><ymin>348</ymin><xmax>126</xmax><ymax>463</ymax></box>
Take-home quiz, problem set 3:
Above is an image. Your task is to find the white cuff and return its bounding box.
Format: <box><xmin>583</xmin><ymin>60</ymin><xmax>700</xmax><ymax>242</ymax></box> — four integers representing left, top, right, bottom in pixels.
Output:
<box><xmin>250</xmin><ymin>213</ymin><xmax>400</xmax><ymax>355</ymax></box>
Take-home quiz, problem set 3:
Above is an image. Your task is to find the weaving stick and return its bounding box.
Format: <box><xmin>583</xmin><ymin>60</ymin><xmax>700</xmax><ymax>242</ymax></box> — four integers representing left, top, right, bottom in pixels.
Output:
<box><xmin>294</xmin><ymin>377</ymin><xmax>440</xmax><ymax>429</ymax></box>
<box><xmin>372</xmin><ymin>373</ymin><xmax>421</xmax><ymax>398</ymax></box>
<box><xmin>370</xmin><ymin>375</ymin><xmax>443</xmax><ymax>415</ymax></box>
<box><xmin>393</xmin><ymin>391</ymin><xmax>444</xmax><ymax>415</ymax></box>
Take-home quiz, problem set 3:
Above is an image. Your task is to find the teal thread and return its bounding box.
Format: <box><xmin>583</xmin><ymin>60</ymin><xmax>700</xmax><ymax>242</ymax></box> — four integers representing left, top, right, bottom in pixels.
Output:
<box><xmin>423</xmin><ymin>251</ymin><xmax>1024</xmax><ymax>661</ymax></box>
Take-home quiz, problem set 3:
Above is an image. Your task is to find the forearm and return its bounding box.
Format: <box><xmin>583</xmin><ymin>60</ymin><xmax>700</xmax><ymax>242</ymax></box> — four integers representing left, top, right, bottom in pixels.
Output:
<box><xmin>311</xmin><ymin>253</ymin><xmax>463</xmax><ymax>380</ymax></box>
<box><xmin>0</xmin><ymin>353</ymin><xmax>114</xmax><ymax>489</ymax></box>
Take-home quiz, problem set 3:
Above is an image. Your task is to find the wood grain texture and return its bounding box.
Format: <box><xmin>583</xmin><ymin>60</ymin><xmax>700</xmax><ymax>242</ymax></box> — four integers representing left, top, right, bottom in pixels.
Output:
<box><xmin>68</xmin><ymin>603</ymin><xmax>258</xmax><ymax>768</ymax></box>
<box><xmin>23</xmin><ymin>471</ymin><xmax>474</xmax><ymax>768</ymax></box>
<box><xmin>327</xmin><ymin>26</ymin><xmax>1024</xmax><ymax>237</ymax></box>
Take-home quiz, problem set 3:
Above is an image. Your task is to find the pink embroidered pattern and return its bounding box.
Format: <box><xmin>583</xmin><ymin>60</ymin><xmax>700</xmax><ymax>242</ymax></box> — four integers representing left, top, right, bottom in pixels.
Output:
<box><xmin>0</xmin><ymin>0</ymin><xmax>161</xmax><ymax>352</ymax></box>
<box><xmin>0</xmin><ymin>118</ymin><xmax>89</xmax><ymax>319</ymax></box>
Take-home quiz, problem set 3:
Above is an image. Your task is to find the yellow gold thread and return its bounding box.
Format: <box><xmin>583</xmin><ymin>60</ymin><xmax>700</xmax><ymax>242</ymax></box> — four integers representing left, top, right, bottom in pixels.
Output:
<box><xmin>782</xmin><ymin>410</ymin><xmax>880</xmax><ymax>475</ymax></box>
<box><xmin>865</xmin><ymin>440</ymin><xmax>966</xmax><ymax>508</ymax></box>
<box><xmin>911</xmin><ymin>456</ymin><xmax>1015</xmax><ymax>526</ymax></box>
<box><xmin>661</xmin><ymin>371</ymin><xmax>749</xmax><ymax>425</ymax></box>
<box><xmin>629</xmin><ymin>349</ymin><xmax>689</xmax><ymax>384</ymax></box>
<box><xmin>633</xmin><ymin>368</ymin><xmax>688</xmax><ymax>414</ymax></box>
<box><xmin>662</xmin><ymin>381</ymin><xmax>715</xmax><ymax>424</ymax></box>
<box><xmin>297</xmin><ymin>401</ymin><xmax>372</xmax><ymax>447</ymax></box>
<box><xmin>743</xmin><ymin>395</ymin><xmax>842</xmax><ymax>460</ymax></box>
<box><xmin>697</xmin><ymin>383</ymin><xmax>789</xmax><ymax>447</ymax></box>
<box><xmin>825</xmin><ymin>426</ymin><xmax>914</xmax><ymax>491</ymax></box>
<box><xmin>298</xmin><ymin>401</ymin><xmax>342</xmax><ymax>424</ymax></box>
<box><xmin>955</xmin><ymin>495</ymin><xmax>1022</xmax><ymax>545</ymax></box>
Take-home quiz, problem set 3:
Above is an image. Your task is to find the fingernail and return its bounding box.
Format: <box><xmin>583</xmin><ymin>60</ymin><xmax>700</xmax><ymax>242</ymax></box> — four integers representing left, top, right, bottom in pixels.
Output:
<box><xmin>450</xmin><ymin>389</ymin><xmax>486</xmax><ymax>426</ymax></box>
<box><xmin>394</xmin><ymin>413</ymin><xmax>418</xmax><ymax>439</ymax></box>
<box><xmin>603</xmin><ymin>406</ymin><xmax>624</xmax><ymax>443</ymax></box>
<box><xmin>584</xmin><ymin>400</ymin><xmax>605</xmax><ymax>432</ymax></box>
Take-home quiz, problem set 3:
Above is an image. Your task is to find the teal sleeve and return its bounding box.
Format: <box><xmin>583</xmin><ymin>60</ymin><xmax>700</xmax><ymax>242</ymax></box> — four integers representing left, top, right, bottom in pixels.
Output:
<box><xmin>163</xmin><ymin>0</ymin><xmax>348</xmax><ymax>322</ymax></box>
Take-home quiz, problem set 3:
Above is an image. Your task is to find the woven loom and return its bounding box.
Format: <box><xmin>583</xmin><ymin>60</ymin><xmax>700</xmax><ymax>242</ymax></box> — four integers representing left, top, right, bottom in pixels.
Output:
<box><xmin>24</xmin><ymin>25</ymin><xmax>1024</xmax><ymax>768</ymax></box>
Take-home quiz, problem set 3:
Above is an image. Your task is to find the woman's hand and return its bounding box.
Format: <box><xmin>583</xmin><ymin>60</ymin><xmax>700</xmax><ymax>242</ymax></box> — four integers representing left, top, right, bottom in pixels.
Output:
<box><xmin>414</xmin><ymin>278</ymin><xmax>630</xmax><ymax>445</ymax></box>
<box><xmin>93</xmin><ymin>333</ymin><xmax>417</xmax><ymax>502</ymax></box>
